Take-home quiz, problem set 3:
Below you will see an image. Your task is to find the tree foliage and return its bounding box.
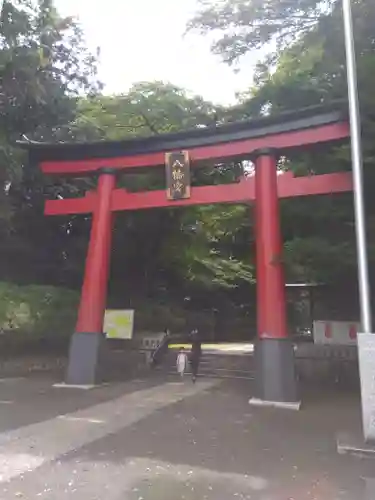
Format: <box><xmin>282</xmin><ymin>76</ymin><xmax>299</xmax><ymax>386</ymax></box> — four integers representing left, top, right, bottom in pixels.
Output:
<box><xmin>0</xmin><ymin>0</ymin><xmax>100</xmax><ymax>283</ymax></box>
<box><xmin>188</xmin><ymin>0</ymin><xmax>335</xmax><ymax>66</ymax></box>
<box><xmin>189</xmin><ymin>0</ymin><xmax>375</xmax><ymax>320</ymax></box>
<box><xmin>69</xmin><ymin>83</ymin><xmax>254</xmax><ymax>294</ymax></box>
<box><xmin>73</xmin><ymin>82</ymin><xmax>221</xmax><ymax>140</ymax></box>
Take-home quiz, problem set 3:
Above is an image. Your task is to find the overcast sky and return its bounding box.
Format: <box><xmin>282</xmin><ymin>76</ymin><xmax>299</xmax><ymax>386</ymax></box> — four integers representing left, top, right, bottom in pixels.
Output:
<box><xmin>56</xmin><ymin>0</ymin><xmax>256</xmax><ymax>105</ymax></box>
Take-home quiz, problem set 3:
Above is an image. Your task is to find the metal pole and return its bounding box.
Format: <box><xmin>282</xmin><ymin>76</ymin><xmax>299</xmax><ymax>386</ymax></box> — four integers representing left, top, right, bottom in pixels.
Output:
<box><xmin>342</xmin><ymin>0</ymin><xmax>372</xmax><ymax>333</ymax></box>
<box><xmin>0</xmin><ymin>0</ymin><xmax>5</xmax><ymax>28</ymax></box>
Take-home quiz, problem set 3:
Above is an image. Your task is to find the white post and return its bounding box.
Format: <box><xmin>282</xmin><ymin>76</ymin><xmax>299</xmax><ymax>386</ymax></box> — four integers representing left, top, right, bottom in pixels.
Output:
<box><xmin>342</xmin><ymin>0</ymin><xmax>375</xmax><ymax>442</ymax></box>
<box><xmin>342</xmin><ymin>0</ymin><xmax>372</xmax><ymax>333</ymax></box>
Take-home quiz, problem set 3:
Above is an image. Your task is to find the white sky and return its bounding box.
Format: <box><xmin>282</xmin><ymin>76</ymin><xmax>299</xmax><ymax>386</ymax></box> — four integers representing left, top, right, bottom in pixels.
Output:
<box><xmin>56</xmin><ymin>0</ymin><xmax>256</xmax><ymax>105</ymax></box>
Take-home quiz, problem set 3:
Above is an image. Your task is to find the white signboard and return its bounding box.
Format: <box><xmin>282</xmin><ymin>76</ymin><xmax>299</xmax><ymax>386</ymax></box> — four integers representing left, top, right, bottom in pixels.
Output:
<box><xmin>313</xmin><ymin>320</ymin><xmax>359</xmax><ymax>346</ymax></box>
<box><xmin>104</xmin><ymin>310</ymin><xmax>134</xmax><ymax>339</ymax></box>
<box><xmin>357</xmin><ymin>333</ymin><xmax>375</xmax><ymax>441</ymax></box>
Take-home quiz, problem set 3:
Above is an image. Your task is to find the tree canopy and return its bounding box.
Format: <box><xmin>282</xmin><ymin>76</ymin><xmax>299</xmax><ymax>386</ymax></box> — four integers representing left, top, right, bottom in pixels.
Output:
<box><xmin>0</xmin><ymin>0</ymin><xmax>100</xmax><ymax>281</ymax></box>
<box><xmin>188</xmin><ymin>0</ymin><xmax>335</xmax><ymax>66</ymax></box>
<box><xmin>187</xmin><ymin>0</ymin><xmax>375</xmax><ymax>323</ymax></box>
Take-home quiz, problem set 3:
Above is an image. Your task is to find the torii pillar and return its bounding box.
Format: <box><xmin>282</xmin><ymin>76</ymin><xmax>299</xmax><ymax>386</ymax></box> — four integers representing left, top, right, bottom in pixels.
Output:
<box><xmin>66</xmin><ymin>168</ymin><xmax>116</xmax><ymax>386</ymax></box>
<box><xmin>250</xmin><ymin>149</ymin><xmax>299</xmax><ymax>409</ymax></box>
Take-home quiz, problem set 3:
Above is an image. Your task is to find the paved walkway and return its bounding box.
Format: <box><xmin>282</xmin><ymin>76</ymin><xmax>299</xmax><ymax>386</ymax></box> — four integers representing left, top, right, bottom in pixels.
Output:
<box><xmin>0</xmin><ymin>375</ymin><xmax>373</xmax><ymax>499</ymax></box>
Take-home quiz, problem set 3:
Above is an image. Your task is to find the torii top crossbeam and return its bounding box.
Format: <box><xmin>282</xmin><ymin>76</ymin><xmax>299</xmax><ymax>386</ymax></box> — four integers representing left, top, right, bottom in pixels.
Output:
<box><xmin>18</xmin><ymin>103</ymin><xmax>352</xmax><ymax>216</ymax></box>
<box><xmin>22</xmin><ymin>103</ymin><xmax>348</xmax><ymax>173</ymax></box>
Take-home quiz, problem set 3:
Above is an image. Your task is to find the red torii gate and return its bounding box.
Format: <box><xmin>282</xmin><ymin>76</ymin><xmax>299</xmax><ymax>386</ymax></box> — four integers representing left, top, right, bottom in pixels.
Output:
<box><xmin>19</xmin><ymin>104</ymin><xmax>352</xmax><ymax>405</ymax></box>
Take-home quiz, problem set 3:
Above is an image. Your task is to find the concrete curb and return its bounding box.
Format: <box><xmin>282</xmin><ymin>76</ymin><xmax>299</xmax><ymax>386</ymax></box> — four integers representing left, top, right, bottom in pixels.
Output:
<box><xmin>249</xmin><ymin>397</ymin><xmax>301</xmax><ymax>411</ymax></box>
<box><xmin>337</xmin><ymin>431</ymin><xmax>375</xmax><ymax>459</ymax></box>
<box><xmin>52</xmin><ymin>383</ymin><xmax>100</xmax><ymax>390</ymax></box>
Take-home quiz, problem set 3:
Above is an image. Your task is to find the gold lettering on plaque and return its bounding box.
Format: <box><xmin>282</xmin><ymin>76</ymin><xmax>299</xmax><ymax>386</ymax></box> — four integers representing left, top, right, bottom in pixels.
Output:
<box><xmin>165</xmin><ymin>151</ymin><xmax>191</xmax><ymax>200</ymax></box>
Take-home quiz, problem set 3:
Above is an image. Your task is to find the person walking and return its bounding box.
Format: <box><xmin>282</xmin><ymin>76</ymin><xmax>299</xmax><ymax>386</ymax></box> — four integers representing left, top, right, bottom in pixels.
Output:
<box><xmin>176</xmin><ymin>347</ymin><xmax>188</xmax><ymax>379</ymax></box>
<box><xmin>190</xmin><ymin>329</ymin><xmax>202</xmax><ymax>383</ymax></box>
<box><xmin>150</xmin><ymin>328</ymin><xmax>170</xmax><ymax>368</ymax></box>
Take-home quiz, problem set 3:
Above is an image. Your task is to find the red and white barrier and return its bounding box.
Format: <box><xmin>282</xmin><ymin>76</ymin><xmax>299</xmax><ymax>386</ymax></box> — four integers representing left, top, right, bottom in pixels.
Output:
<box><xmin>313</xmin><ymin>320</ymin><xmax>360</xmax><ymax>345</ymax></box>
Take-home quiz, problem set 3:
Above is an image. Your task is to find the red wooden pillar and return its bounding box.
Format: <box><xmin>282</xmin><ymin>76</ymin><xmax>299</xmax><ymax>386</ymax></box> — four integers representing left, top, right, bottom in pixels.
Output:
<box><xmin>66</xmin><ymin>168</ymin><xmax>116</xmax><ymax>386</ymax></box>
<box><xmin>251</xmin><ymin>149</ymin><xmax>299</xmax><ymax>407</ymax></box>
<box><xmin>75</xmin><ymin>170</ymin><xmax>115</xmax><ymax>333</ymax></box>
<box><xmin>255</xmin><ymin>150</ymin><xmax>287</xmax><ymax>339</ymax></box>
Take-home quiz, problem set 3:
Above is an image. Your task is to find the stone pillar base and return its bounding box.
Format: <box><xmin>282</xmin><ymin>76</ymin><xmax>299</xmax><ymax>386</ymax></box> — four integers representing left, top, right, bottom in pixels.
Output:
<box><xmin>66</xmin><ymin>332</ymin><xmax>107</xmax><ymax>386</ymax></box>
<box><xmin>357</xmin><ymin>333</ymin><xmax>375</xmax><ymax>442</ymax></box>
<box><xmin>250</xmin><ymin>338</ymin><xmax>300</xmax><ymax>409</ymax></box>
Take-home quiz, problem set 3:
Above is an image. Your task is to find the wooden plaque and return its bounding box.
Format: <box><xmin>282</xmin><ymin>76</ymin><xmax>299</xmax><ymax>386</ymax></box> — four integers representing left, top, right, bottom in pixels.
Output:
<box><xmin>165</xmin><ymin>151</ymin><xmax>191</xmax><ymax>200</ymax></box>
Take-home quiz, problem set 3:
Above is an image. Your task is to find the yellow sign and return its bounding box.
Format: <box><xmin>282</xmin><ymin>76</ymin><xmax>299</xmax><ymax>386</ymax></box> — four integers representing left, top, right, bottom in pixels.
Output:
<box><xmin>104</xmin><ymin>310</ymin><xmax>134</xmax><ymax>339</ymax></box>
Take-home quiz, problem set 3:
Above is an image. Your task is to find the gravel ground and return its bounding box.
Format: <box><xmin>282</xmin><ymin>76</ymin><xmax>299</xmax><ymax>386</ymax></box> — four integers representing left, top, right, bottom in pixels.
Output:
<box><xmin>0</xmin><ymin>376</ymin><xmax>373</xmax><ymax>500</ymax></box>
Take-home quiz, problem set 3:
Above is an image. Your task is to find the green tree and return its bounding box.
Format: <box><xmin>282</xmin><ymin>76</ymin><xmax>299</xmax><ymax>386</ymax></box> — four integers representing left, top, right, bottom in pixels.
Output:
<box><xmin>66</xmin><ymin>83</ymin><xmax>254</xmax><ymax>296</ymax></box>
<box><xmin>73</xmin><ymin>82</ymin><xmax>221</xmax><ymax>140</ymax></box>
<box><xmin>187</xmin><ymin>0</ymin><xmax>334</xmax><ymax>66</ymax></box>
<box><xmin>188</xmin><ymin>0</ymin><xmax>375</xmax><ymax>298</ymax></box>
<box><xmin>0</xmin><ymin>0</ymin><xmax>100</xmax><ymax>284</ymax></box>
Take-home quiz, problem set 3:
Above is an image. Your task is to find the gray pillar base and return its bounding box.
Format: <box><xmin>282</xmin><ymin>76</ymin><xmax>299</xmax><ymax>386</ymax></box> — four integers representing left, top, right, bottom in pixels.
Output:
<box><xmin>337</xmin><ymin>430</ymin><xmax>375</xmax><ymax>459</ymax></box>
<box><xmin>357</xmin><ymin>333</ymin><xmax>375</xmax><ymax>442</ymax></box>
<box><xmin>66</xmin><ymin>332</ymin><xmax>107</xmax><ymax>386</ymax></box>
<box><xmin>250</xmin><ymin>338</ymin><xmax>299</xmax><ymax>407</ymax></box>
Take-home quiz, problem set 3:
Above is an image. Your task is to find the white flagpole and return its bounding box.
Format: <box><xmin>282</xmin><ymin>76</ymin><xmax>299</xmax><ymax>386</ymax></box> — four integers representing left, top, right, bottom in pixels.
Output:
<box><xmin>342</xmin><ymin>0</ymin><xmax>375</xmax><ymax>443</ymax></box>
<box><xmin>342</xmin><ymin>0</ymin><xmax>372</xmax><ymax>333</ymax></box>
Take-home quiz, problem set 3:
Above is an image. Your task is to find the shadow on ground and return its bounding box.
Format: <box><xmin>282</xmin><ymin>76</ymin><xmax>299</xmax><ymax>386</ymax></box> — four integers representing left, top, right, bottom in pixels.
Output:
<box><xmin>0</xmin><ymin>375</ymin><xmax>162</xmax><ymax>432</ymax></box>
<box><xmin>55</xmin><ymin>380</ymin><xmax>373</xmax><ymax>500</ymax></box>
